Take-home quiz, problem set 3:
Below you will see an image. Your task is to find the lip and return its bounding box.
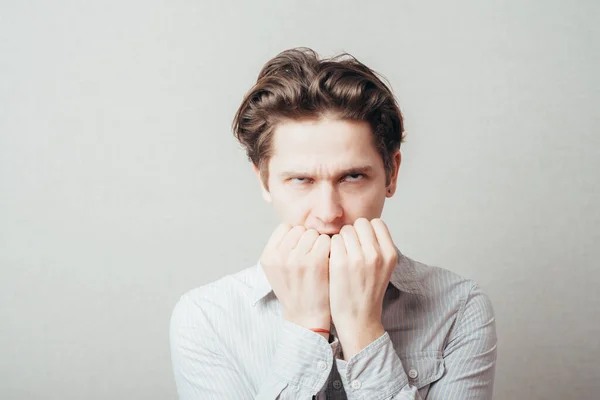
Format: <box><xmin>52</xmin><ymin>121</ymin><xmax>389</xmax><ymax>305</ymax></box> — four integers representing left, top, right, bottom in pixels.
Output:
<box><xmin>320</xmin><ymin>232</ymin><xmax>338</xmax><ymax>237</ymax></box>
<box><xmin>307</xmin><ymin>227</ymin><xmax>342</xmax><ymax>236</ymax></box>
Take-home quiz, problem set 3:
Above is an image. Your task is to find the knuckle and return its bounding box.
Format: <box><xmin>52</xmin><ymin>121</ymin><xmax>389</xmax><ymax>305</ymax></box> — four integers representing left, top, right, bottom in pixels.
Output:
<box><xmin>371</xmin><ymin>218</ymin><xmax>384</xmax><ymax>230</ymax></box>
<box><xmin>340</xmin><ymin>225</ymin><xmax>352</xmax><ymax>235</ymax></box>
<box><xmin>305</xmin><ymin>228</ymin><xmax>319</xmax><ymax>238</ymax></box>
<box><xmin>365</xmin><ymin>250</ymin><xmax>381</xmax><ymax>265</ymax></box>
<box><xmin>388</xmin><ymin>251</ymin><xmax>399</xmax><ymax>266</ymax></box>
<box><xmin>288</xmin><ymin>226</ymin><xmax>304</xmax><ymax>237</ymax></box>
<box><xmin>354</xmin><ymin>217</ymin><xmax>369</xmax><ymax>226</ymax></box>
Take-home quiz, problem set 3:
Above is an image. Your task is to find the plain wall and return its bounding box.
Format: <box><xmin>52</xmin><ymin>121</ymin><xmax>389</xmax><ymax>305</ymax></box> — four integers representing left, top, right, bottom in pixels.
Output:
<box><xmin>1</xmin><ymin>0</ymin><xmax>599</xmax><ymax>399</ymax></box>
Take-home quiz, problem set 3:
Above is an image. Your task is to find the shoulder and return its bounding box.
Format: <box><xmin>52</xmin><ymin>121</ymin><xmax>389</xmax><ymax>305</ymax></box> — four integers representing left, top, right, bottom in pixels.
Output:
<box><xmin>412</xmin><ymin>259</ymin><xmax>498</xmax><ymax>355</ymax></box>
<box><xmin>408</xmin><ymin>255</ymin><xmax>481</xmax><ymax>292</ymax></box>
<box><xmin>402</xmin><ymin>254</ymin><xmax>495</xmax><ymax>318</ymax></box>
<box><xmin>170</xmin><ymin>264</ymin><xmax>258</xmax><ymax>328</ymax></box>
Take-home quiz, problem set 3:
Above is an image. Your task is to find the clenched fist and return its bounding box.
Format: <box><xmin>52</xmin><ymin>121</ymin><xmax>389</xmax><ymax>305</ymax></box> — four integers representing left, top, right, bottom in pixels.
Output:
<box><xmin>260</xmin><ymin>224</ymin><xmax>332</xmax><ymax>335</ymax></box>
<box><xmin>329</xmin><ymin>218</ymin><xmax>398</xmax><ymax>359</ymax></box>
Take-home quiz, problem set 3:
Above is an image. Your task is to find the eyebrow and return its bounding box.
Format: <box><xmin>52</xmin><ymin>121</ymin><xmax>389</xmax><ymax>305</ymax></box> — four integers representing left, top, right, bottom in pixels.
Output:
<box><xmin>279</xmin><ymin>165</ymin><xmax>374</xmax><ymax>179</ymax></box>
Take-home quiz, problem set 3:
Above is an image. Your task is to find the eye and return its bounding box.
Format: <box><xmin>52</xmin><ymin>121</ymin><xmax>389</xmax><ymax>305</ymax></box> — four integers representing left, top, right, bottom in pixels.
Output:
<box><xmin>291</xmin><ymin>177</ymin><xmax>312</xmax><ymax>184</ymax></box>
<box><xmin>343</xmin><ymin>173</ymin><xmax>365</xmax><ymax>182</ymax></box>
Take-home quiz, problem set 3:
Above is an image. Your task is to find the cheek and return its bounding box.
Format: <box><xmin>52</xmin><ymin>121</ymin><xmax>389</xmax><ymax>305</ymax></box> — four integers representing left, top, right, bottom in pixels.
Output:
<box><xmin>272</xmin><ymin>194</ymin><xmax>310</xmax><ymax>224</ymax></box>
<box><xmin>344</xmin><ymin>190</ymin><xmax>386</xmax><ymax>217</ymax></box>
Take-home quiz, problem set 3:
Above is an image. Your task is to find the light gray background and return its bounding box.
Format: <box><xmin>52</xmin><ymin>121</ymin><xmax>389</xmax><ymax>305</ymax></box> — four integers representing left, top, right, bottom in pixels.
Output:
<box><xmin>1</xmin><ymin>1</ymin><xmax>598</xmax><ymax>399</ymax></box>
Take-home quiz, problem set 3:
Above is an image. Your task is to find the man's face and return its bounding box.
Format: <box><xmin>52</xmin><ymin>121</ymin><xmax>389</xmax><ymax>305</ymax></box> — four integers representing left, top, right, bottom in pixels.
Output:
<box><xmin>255</xmin><ymin>116</ymin><xmax>400</xmax><ymax>235</ymax></box>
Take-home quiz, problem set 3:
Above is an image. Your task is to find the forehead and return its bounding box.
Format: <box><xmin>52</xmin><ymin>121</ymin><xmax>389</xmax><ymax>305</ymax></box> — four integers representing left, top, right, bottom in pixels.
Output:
<box><xmin>269</xmin><ymin>117</ymin><xmax>381</xmax><ymax>173</ymax></box>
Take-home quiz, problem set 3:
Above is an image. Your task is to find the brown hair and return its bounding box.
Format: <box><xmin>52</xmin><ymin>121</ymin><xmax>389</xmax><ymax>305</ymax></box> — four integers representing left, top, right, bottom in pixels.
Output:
<box><xmin>232</xmin><ymin>47</ymin><xmax>405</xmax><ymax>190</ymax></box>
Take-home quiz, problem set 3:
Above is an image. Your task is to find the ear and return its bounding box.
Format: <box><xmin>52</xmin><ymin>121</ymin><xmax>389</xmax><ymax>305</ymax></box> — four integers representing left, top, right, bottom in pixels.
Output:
<box><xmin>253</xmin><ymin>164</ymin><xmax>272</xmax><ymax>203</ymax></box>
<box><xmin>386</xmin><ymin>151</ymin><xmax>401</xmax><ymax>198</ymax></box>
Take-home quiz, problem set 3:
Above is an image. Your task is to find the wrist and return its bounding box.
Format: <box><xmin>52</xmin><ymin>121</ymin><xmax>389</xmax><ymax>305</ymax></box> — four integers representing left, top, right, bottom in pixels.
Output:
<box><xmin>337</xmin><ymin>322</ymin><xmax>385</xmax><ymax>360</ymax></box>
<box><xmin>311</xmin><ymin>329</ymin><xmax>330</xmax><ymax>341</ymax></box>
<box><xmin>284</xmin><ymin>314</ymin><xmax>331</xmax><ymax>332</ymax></box>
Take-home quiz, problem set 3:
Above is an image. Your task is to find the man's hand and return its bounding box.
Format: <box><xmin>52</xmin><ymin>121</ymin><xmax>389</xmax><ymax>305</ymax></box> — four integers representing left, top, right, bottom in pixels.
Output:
<box><xmin>329</xmin><ymin>218</ymin><xmax>398</xmax><ymax>360</ymax></box>
<box><xmin>260</xmin><ymin>224</ymin><xmax>332</xmax><ymax>338</ymax></box>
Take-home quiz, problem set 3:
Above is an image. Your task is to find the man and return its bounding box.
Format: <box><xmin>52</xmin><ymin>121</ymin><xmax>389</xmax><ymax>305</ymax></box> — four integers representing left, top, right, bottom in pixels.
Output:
<box><xmin>170</xmin><ymin>47</ymin><xmax>497</xmax><ymax>399</ymax></box>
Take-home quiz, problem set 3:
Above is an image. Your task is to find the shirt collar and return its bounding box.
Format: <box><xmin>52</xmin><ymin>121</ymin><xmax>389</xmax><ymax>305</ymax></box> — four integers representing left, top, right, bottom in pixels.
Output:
<box><xmin>251</xmin><ymin>246</ymin><xmax>423</xmax><ymax>307</ymax></box>
<box><xmin>252</xmin><ymin>259</ymin><xmax>274</xmax><ymax>307</ymax></box>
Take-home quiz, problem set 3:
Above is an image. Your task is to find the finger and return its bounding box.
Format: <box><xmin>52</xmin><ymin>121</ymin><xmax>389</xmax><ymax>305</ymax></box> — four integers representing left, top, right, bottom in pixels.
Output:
<box><xmin>293</xmin><ymin>229</ymin><xmax>320</xmax><ymax>254</ymax></box>
<box><xmin>265</xmin><ymin>223</ymin><xmax>292</xmax><ymax>251</ymax></box>
<box><xmin>339</xmin><ymin>225</ymin><xmax>362</xmax><ymax>261</ymax></box>
<box><xmin>371</xmin><ymin>218</ymin><xmax>397</xmax><ymax>263</ymax></box>
<box><xmin>309</xmin><ymin>234</ymin><xmax>331</xmax><ymax>259</ymax></box>
<box><xmin>278</xmin><ymin>225</ymin><xmax>306</xmax><ymax>253</ymax></box>
<box><xmin>330</xmin><ymin>233</ymin><xmax>347</xmax><ymax>260</ymax></box>
<box><xmin>353</xmin><ymin>217</ymin><xmax>379</xmax><ymax>252</ymax></box>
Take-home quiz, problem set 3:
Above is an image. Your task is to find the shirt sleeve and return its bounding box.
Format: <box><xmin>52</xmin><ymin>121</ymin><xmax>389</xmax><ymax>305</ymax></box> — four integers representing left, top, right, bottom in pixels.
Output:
<box><xmin>335</xmin><ymin>332</ymin><xmax>422</xmax><ymax>399</ymax></box>
<box><xmin>335</xmin><ymin>284</ymin><xmax>497</xmax><ymax>400</ymax></box>
<box><xmin>169</xmin><ymin>293</ymin><xmax>338</xmax><ymax>399</ymax></box>
<box><xmin>426</xmin><ymin>284</ymin><xmax>497</xmax><ymax>399</ymax></box>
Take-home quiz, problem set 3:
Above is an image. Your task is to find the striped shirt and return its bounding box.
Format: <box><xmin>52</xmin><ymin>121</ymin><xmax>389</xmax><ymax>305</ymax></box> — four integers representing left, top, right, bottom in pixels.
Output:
<box><xmin>170</xmin><ymin>249</ymin><xmax>497</xmax><ymax>399</ymax></box>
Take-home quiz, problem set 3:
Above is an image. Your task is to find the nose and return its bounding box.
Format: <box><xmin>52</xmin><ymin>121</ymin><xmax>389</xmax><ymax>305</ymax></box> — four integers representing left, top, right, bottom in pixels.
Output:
<box><xmin>313</xmin><ymin>185</ymin><xmax>343</xmax><ymax>229</ymax></box>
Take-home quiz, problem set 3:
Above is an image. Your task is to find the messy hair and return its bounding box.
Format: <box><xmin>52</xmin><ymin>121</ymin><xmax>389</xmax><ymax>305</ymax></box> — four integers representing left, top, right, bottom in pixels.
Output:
<box><xmin>232</xmin><ymin>47</ymin><xmax>405</xmax><ymax>190</ymax></box>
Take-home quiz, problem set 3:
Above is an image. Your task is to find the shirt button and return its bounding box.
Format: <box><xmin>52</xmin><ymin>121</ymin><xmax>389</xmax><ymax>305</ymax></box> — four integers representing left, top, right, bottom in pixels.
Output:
<box><xmin>351</xmin><ymin>380</ymin><xmax>361</xmax><ymax>389</ymax></box>
<box><xmin>317</xmin><ymin>360</ymin><xmax>327</xmax><ymax>370</ymax></box>
<box><xmin>408</xmin><ymin>368</ymin><xmax>419</xmax><ymax>379</ymax></box>
<box><xmin>333</xmin><ymin>380</ymin><xmax>342</xmax><ymax>390</ymax></box>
